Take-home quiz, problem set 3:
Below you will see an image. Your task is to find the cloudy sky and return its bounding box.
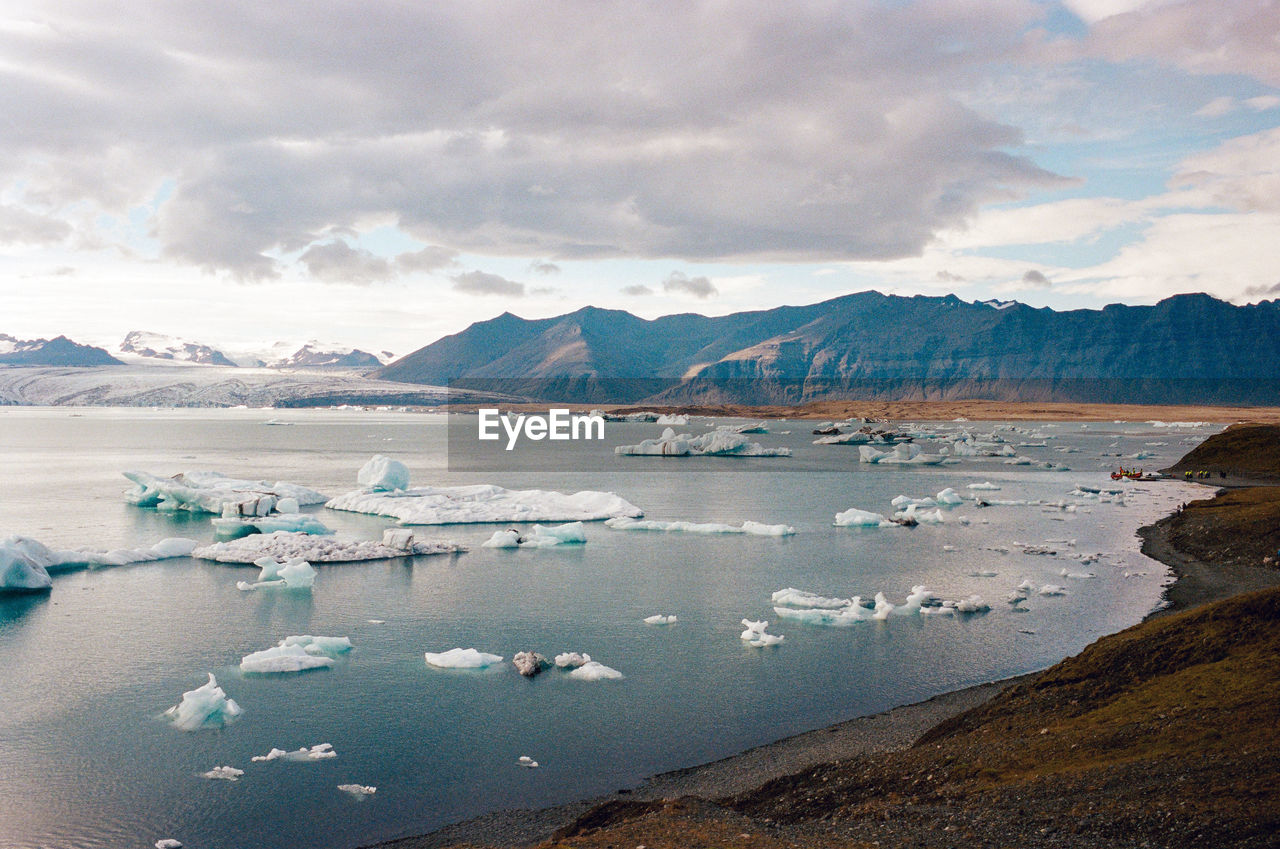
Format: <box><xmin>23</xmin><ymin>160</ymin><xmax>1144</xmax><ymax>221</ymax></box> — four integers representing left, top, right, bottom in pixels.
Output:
<box><xmin>2</xmin><ymin>0</ymin><xmax>1279</xmax><ymax>357</ymax></box>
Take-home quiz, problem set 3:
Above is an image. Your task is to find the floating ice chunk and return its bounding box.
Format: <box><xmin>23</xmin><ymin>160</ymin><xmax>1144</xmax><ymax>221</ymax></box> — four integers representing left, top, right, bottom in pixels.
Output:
<box><xmin>164</xmin><ymin>674</ymin><xmax>242</xmax><ymax>731</ymax></box>
<box><xmin>212</xmin><ymin>513</ymin><xmax>332</xmax><ymax>540</ymax></box>
<box><xmin>740</xmin><ymin>619</ymin><xmax>784</xmax><ymax>647</ymax></box>
<box><xmin>338</xmin><ymin>784</ymin><xmax>376</xmax><ymax>797</ymax></box>
<box><xmin>969</xmin><ymin>570</ymin><xmax>999</xmax><ymax>577</ymax></box>
<box><xmin>357</xmin><ymin>455</ymin><xmax>410</xmax><ymax>492</ymax></box>
<box><xmin>771</xmin><ymin>588</ymin><xmax>850</xmax><ymax>609</ymax></box>
<box><xmin>655</xmin><ymin>413</ymin><xmax>689</xmax><ymax>425</ymax></box>
<box><xmin>859</xmin><ymin>443</ymin><xmax>944</xmax><ymax>465</ymax></box>
<box><xmin>155</xmin><ymin>841</ymin><xmax>183</xmax><ymax>849</ymax></box>
<box><xmin>278</xmin><ymin>559</ymin><xmax>317</xmax><ymax>587</ymax></box>
<box><xmin>935</xmin><ymin>488</ymin><xmax>964</xmax><ymax>507</ymax></box>
<box><xmin>124</xmin><ymin>470</ymin><xmax>327</xmax><ymax>515</ymax></box>
<box><xmin>235</xmin><ymin>556</ymin><xmax>317</xmax><ymax>591</ymax></box>
<box><xmin>554</xmin><ymin>652</ymin><xmax>591</xmax><ymax>668</ymax></box>
<box><xmin>425</xmin><ymin>648</ymin><xmax>503</xmax><ymax>669</ymax></box>
<box><xmin>1038</xmin><ymin>585</ymin><xmax>1068</xmax><ymax>596</ymax></box>
<box><xmin>482</xmin><ymin>522</ymin><xmax>588</xmax><ymax>548</ymax></box>
<box><xmin>897</xmin><ymin>585</ymin><xmax>937</xmax><ymax>615</ymax></box>
<box><xmin>813</xmin><ymin>431</ymin><xmax>871</xmax><ymax>445</ymax></box>
<box><xmin>326</xmin><ymin>483</ymin><xmax>642</xmax><ymax>525</ymax></box>
<box><xmin>567</xmin><ymin>661</ymin><xmax>623</xmax><ymax>680</ymax></box>
<box><xmin>196</xmin><ymin>531</ymin><xmax>464</xmax><ymax>564</ymax></box>
<box><xmin>0</xmin><ymin>536</ymin><xmax>54</xmax><ymax>592</ymax></box>
<box><xmin>606</xmin><ymin>517</ymin><xmax>794</xmax><ymax>536</ymax></box>
<box><xmin>1059</xmin><ymin>569</ymin><xmax>1097</xmax><ymax>579</ymax></box>
<box><xmin>892</xmin><ymin>505</ymin><xmax>945</xmax><ymax>524</ymax></box>
<box><xmin>891</xmin><ymin>494</ymin><xmax>936</xmax><ymax>508</ymax></box>
<box><xmin>276</xmin><ymin>497</ymin><xmax>299</xmax><ymax>514</ymax></box>
<box><xmin>773</xmin><ymin>603</ymin><xmax>874</xmax><ymax>626</ymax></box>
<box><xmin>513</xmin><ymin>651</ymin><xmax>548</xmax><ymax>677</ymax></box>
<box><xmin>643</xmin><ymin>614</ymin><xmax>678</xmax><ymax>625</ymax></box>
<box><xmin>517</xmin><ymin>755</ymin><xmax>539</xmax><ymax>768</ymax></box>
<box><xmin>833</xmin><ymin>507</ymin><xmax>896</xmax><ymax>528</ymax></box>
<box><xmin>201</xmin><ymin>766</ymin><xmax>244</xmax><ymax>781</ymax></box>
<box><xmin>873</xmin><ymin>592</ymin><xmax>895</xmax><ymax>619</ymax></box>
<box><xmin>252</xmin><ymin>743</ymin><xmax>336</xmax><ymax>762</ymax></box>
<box><xmin>952</xmin><ymin>595</ymin><xmax>989</xmax><ymax>613</ymax></box>
<box><xmin>241</xmin><ymin>636</ymin><xmax>351</xmax><ymax>674</ymax></box>
<box><xmin>615</xmin><ymin>427</ymin><xmax>790</xmax><ymax>457</ymax></box>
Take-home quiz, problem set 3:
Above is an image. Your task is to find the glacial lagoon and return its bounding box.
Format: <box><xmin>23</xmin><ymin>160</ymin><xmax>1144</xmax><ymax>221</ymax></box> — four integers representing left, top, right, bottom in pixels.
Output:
<box><xmin>0</xmin><ymin>408</ymin><xmax>1210</xmax><ymax>849</ymax></box>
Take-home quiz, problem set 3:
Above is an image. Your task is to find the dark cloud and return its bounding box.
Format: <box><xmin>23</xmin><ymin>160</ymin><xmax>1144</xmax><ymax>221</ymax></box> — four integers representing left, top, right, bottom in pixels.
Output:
<box><xmin>1022</xmin><ymin>269</ymin><xmax>1051</xmax><ymax>287</ymax></box>
<box><xmin>1242</xmin><ymin>281</ymin><xmax>1280</xmax><ymax>298</ymax></box>
<box><xmin>621</xmin><ymin>284</ymin><xmax>654</xmax><ymax>296</ymax></box>
<box><xmin>528</xmin><ymin>260</ymin><xmax>560</xmax><ymax>275</ymax></box>
<box><xmin>0</xmin><ymin>204</ymin><xmax>72</xmax><ymax>245</ymax></box>
<box><xmin>452</xmin><ymin>270</ymin><xmax>525</xmax><ymax>297</ymax></box>
<box><xmin>299</xmin><ymin>240</ymin><xmax>394</xmax><ymax>284</ymax></box>
<box><xmin>0</xmin><ymin>0</ymin><xmax>1065</xmax><ymax>277</ymax></box>
<box><xmin>663</xmin><ymin>271</ymin><xmax>717</xmax><ymax>298</ymax></box>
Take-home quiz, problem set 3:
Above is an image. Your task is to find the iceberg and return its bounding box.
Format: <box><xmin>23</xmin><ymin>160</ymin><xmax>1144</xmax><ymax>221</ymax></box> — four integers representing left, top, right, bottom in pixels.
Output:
<box><xmin>482</xmin><ymin>522</ymin><xmax>588</xmax><ymax>548</ymax></box>
<box><xmin>155</xmin><ymin>841</ymin><xmax>183</xmax><ymax>849</ymax></box>
<box><xmin>615</xmin><ymin>427</ymin><xmax>790</xmax><ymax>457</ymax></box>
<box><xmin>513</xmin><ymin>651</ymin><xmax>549</xmax><ymax>677</ymax></box>
<box><xmin>740</xmin><ymin>619</ymin><xmax>784</xmax><ymax>647</ymax></box>
<box><xmin>194</xmin><ymin>530</ymin><xmax>463</xmax><ymax>564</ymax></box>
<box><xmin>967</xmin><ymin>481</ymin><xmax>1002</xmax><ymax>491</ymax></box>
<box><xmin>935</xmin><ymin>488</ymin><xmax>964</xmax><ymax>507</ymax></box>
<box><xmin>212</xmin><ymin>513</ymin><xmax>332</xmax><ymax>540</ymax></box>
<box><xmin>773</xmin><ymin>603</ymin><xmax>875</xmax><ymax>626</ymax></box>
<box><xmin>327</xmin><ymin>483</ymin><xmax>642</xmax><ymax>525</ymax></box>
<box><xmin>567</xmin><ymin>660</ymin><xmax>623</xmax><ymax>680</ymax></box>
<box><xmin>164</xmin><ymin>674</ymin><xmax>242</xmax><ymax>731</ymax></box>
<box><xmin>252</xmin><ymin>743</ymin><xmax>336</xmax><ymax>762</ymax></box>
<box><xmin>235</xmin><ymin>556</ymin><xmax>318</xmax><ymax>591</ymax></box>
<box><xmin>240</xmin><ymin>635</ymin><xmax>352</xmax><ymax>674</ymax></box>
<box><xmin>124</xmin><ymin>470</ymin><xmax>327</xmax><ymax>515</ymax></box>
<box><xmin>517</xmin><ymin>755</ymin><xmax>539</xmax><ymax>768</ymax></box>
<box><xmin>833</xmin><ymin>507</ymin><xmax>896</xmax><ymax>528</ymax></box>
<box><xmin>200</xmin><ymin>766</ymin><xmax>244</xmax><ymax>781</ymax></box>
<box><xmin>2</xmin><ymin>535</ymin><xmax>199</xmax><ymax>592</ymax></box>
<box><xmin>858</xmin><ymin>444</ymin><xmax>944</xmax><ymax>465</ymax></box>
<box><xmin>892</xmin><ymin>504</ymin><xmax>945</xmax><ymax>524</ymax></box>
<box><xmin>357</xmin><ymin>455</ymin><xmax>410</xmax><ymax>492</ymax></box>
<box><xmin>813</xmin><ymin>431</ymin><xmax>872</xmax><ymax>445</ymax></box>
<box><xmin>425</xmin><ymin>648</ymin><xmax>503</xmax><ymax>669</ymax></box>
<box><xmin>338</xmin><ymin>784</ymin><xmax>376</xmax><ymax>797</ymax></box>
<box><xmin>771</xmin><ymin>588</ymin><xmax>850</xmax><ymax>609</ymax></box>
<box><xmin>605</xmin><ymin>517</ymin><xmax>795</xmax><ymax>536</ymax></box>
<box><xmin>642</xmin><ymin>614</ymin><xmax>678</xmax><ymax>625</ymax></box>
<box><xmin>654</xmin><ymin>414</ymin><xmax>689</xmax><ymax>425</ymax></box>
<box><xmin>554</xmin><ymin>652</ymin><xmax>591</xmax><ymax>668</ymax></box>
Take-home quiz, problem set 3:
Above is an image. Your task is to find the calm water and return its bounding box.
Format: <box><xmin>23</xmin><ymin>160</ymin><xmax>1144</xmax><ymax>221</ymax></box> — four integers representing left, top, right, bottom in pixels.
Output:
<box><xmin>0</xmin><ymin>408</ymin><xmax>1211</xmax><ymax>849</ymax></box>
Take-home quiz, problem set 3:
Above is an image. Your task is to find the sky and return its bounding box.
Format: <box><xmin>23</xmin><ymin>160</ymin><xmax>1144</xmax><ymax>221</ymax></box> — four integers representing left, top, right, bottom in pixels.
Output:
<box><xmin>2</xmin><ymin>0</ymin><xmax>1279</xmax><ymax>358</ymax></box>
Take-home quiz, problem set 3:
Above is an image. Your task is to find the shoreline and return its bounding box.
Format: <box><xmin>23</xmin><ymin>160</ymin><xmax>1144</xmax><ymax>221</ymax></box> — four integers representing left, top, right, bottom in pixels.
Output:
<box><xmin>369</xmin><ymin>481</ymin><xmax>1268</xmax><ymax>849</ymax></box>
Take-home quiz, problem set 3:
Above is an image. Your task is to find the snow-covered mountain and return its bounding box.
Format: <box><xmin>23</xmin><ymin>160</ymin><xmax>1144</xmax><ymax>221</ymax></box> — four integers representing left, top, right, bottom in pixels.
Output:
<box><xmin>118</xmin><ymin>330</ymin><xmax>238</xmax><ymax>367</ymax></box>
<box><xmin>268</xmin><ymin>341</ymin><xmax>389</xmax><ymax>369</ymax></box>
<box><xmin>0</xmin><ymin>334</ymin><xmax>122</xmax><ymax>366</ymax></box>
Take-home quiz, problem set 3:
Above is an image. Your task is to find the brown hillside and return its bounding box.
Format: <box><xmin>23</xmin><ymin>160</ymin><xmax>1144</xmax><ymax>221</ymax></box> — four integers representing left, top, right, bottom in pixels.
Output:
<box><xmin>1164</xmin><ymin>423</ymin><xmax>1280</xmax><ymax>482</ymax></box>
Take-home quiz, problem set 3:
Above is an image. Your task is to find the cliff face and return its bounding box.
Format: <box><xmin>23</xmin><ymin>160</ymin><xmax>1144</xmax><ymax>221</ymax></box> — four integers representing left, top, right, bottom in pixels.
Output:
<box><xmin>376</xmin><ymin>292</ymin><xmax>1280</xmax><ymax>404</ymax></box>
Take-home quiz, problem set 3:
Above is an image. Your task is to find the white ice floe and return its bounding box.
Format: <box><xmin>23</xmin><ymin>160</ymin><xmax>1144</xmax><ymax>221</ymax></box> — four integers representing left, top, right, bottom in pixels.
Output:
<box><xmin>892</xmin><ymin>504</ymin><xmax>945</xmax><ymax>524</ymax></box>
<box><xmin>240</xmin><ymin>635</ymin><xmax>352</xmax><ymax>674</ymax></box>
<box><xmin>655</xmin><ymin>414</ymin><xmax>689</xmax><ymax>425</ymax></box>
<box><xmin>615</xmin><ymin>427</ymin><xmax>790</xmax><ymax>457</ymax></box>
<box><xmin>235</xmin><ymin>556</ymin><xmax>318</xmax><ymax>591</ymax></box>
<box><xmin>1038</xmin><ymin>585</ymin><xmax>1069</xmax><ymax>596</ymax></box>
<box><xmin>338</xmin><ymin>784</ymin><xmax>376</xmax><ymax>797</ymax></box>
<box><xmin>567</xmin><ymin>661</ymin><xmax>623</xmax><ymax>680</ymax></box>
<box><xmin>1059</xmin><ymin>569</ymin><xmax>1097</xmax><ymax>579</ymax></box>
<box><xmin>833</xmin><ymin>507</ymin><xmax>896</xmax><ymax>528</ymax></box>
<box><xmin>518</xmin><ymin>755</ymin><xmax>539</xmax><ymax>768</ymax></box>
<box><xmin>195</xmin><ymin>530</ymin><xmax>463</xmax><ymax>564</ymax></box>
<box><xmin>740</xmin><ymin>619</ymin><xmax>784</xmax><ymax>647</ymax></box>
<box><xmin>771</xmin><ymin>588</ymin><xmax>849</xmax><ymax>609</ymax></box>
<box><xmin>252</xmin><ymin>743</ymin><xmax>336</xmax><ymax>762</ymax></box>
<box><xmin>858</xmin><ymin>444</ymin><xmax>945</xmax><ymax>465</ymax></box>
<box><xmin>327</xmin><ymin>482</ymin><xmax>642</xmax><ymax>525</ymax></box>
<box><xmin>124</xmin><ymin>470</ymin><xmax>327</xmax><ymax>515</ymax></box>
<box><xmin>554</xmin><ymin>652</ymin><xmax>591</xmax><ymax>668</ymax></box>
<box><xmin>424</xmin><ymin>648</ymin><xmax>504</xmax><ymax>669</ymax></box>
<box><xmin>357</xmin><ymin>455</ymin><xmax>410</xmax><ymax>492</ymax></box>
<box><xmin>813</xmin><ymin>431</ymin><xmax>872</xmax><ymax>445</ymax></box>
<box><xmin>201</xmin><ymin>766</ymin><xmax>244</xmax><ymax>781</ymax></box>
<box><xmin>773</xmin><ymin>604</ymin><xmax>874</xmax><ymax>626</ymax></box>
<box><xmin>643</xmin><ymin>614</ymin><xmax>678</xmax><ymax>625</ymax></box>
<box><xmin>164</xmin><ymin>674</ymin><xmax>242</xmax><ymax>731</ymax></box>
<box><xmin>482</xmin><ymin>522</ymin><xmax>587</xmax><ymax>548</ymax></box>
<box><xmin>155</xmin><ymin>841</ymin><xmax>183</xmax><ymax>848</ymax></box>
<box><xmin>1</xmin><ymin>535</ymin><xmax>199</xmax><ymax>592</ymax></box>
<box><xmin>606</xmin><ymin>517</ymin><xmax>795</xmax><ymax>536</ymax></box>
<box><xmin>212</xmin><ymin>513</ymin><xmax>332</xmax><ymax>540</ymax></box>
<box><xmin>935</xmin><ymin>488</ymin><xmax>964</xmax><ymax>507</ymax></box>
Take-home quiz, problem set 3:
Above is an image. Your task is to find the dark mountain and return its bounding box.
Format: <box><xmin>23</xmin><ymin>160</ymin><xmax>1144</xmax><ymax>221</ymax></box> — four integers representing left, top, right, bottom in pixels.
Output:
<box><xmin>0</xmin><ymin>334</ymin><xmax>123</xmax><ymax>366</ymax></box>
<box><xmin>374</xmin><ymin>292</ymin><xmax>1280</xmax><ymax>404</ymax></box>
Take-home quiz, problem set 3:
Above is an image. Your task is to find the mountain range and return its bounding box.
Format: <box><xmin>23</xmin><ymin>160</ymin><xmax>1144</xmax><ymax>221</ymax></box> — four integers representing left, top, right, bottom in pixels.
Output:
<box><xmin>374</xmin><ymin>292</ymin><xmax>1280</xmax><ymax>405</ymax></box>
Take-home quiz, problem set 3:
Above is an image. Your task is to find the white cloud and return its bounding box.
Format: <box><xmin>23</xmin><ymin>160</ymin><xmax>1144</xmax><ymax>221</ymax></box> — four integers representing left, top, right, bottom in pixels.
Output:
<box><xmin>452</xmin><ymin>270</ymin><xmax>525</xmax><ymax>297</ymax></box>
